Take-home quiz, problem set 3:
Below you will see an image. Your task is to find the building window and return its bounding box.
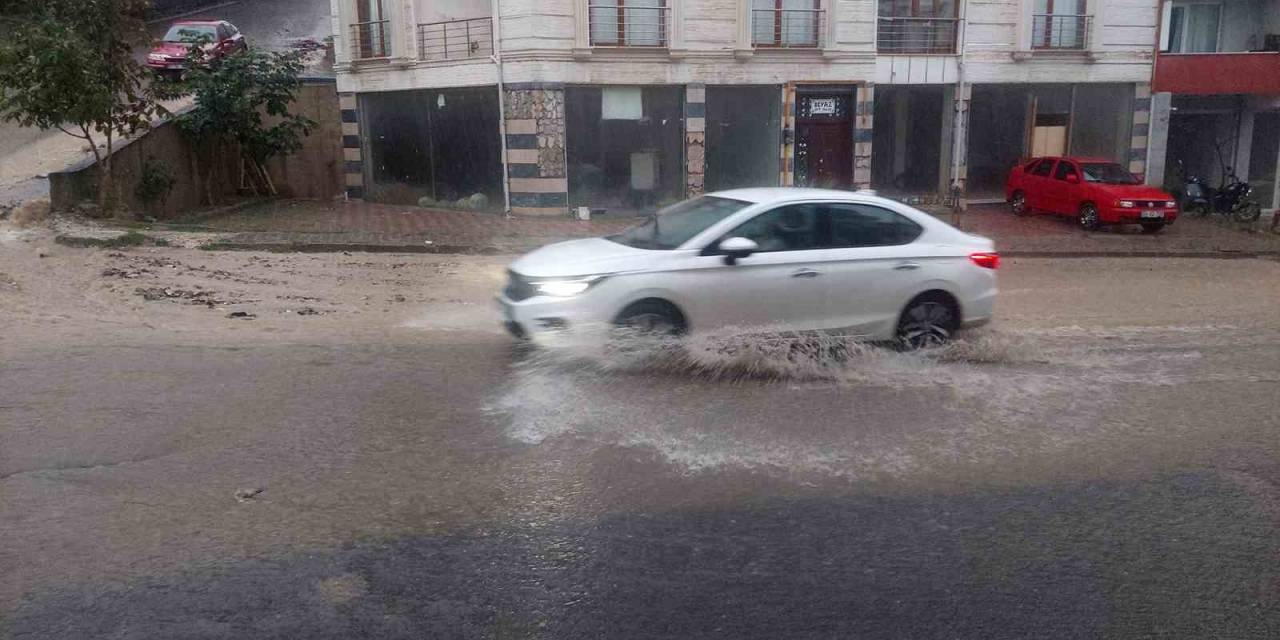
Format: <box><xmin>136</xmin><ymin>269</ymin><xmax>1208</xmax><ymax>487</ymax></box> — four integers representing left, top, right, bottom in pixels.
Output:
<box><xmin>588</xmin><ymin>0</ymin><xmax>669</xmax><ymax>47</ymax></box>
<box><xmin>1166</xmin><ymin>2</ymin><xmax>1221</xmax><ymax>53</ymax></box>
<box><xmin>1032</xmin><ymin>0</ymin><xmax>1090</xmax><ymax>50</ymax></box>
<box><xmin>352</xmin><ymin>0</ymin><xmax>390</xmax><ymax>59</ymax></box>
<box><xmin>752</xmin><ymin>0</ymin><xmax>824</xmax><ymax>48</ymax></box>
<box><xmin>877</xmin><ymin>0</ymin><xmax>959</xmax><ymax>54</ymax></box>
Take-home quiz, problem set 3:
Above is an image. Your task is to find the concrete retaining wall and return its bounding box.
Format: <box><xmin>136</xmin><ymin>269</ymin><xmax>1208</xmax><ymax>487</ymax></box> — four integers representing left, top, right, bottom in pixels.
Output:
<box><xmin>50</xmin><ymin>80</ymin><xmax>343</xmax><ymax>218</ymax></box>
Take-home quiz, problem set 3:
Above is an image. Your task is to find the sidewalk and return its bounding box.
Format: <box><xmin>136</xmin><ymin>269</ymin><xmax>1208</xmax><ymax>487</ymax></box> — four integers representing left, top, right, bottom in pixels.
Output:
<box><xmin>119</xmin><ymin>199</ymin><xmax>1280</xmax><ymax>257</ymax></box>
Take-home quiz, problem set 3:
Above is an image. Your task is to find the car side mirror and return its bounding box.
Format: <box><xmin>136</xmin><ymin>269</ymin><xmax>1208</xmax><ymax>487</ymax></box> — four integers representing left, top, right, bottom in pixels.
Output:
<box><xmin>1066</xmin><ymin>173</ymin><xmax>1080</xmax><ymax>184</ymax></box>
<box><xmin>718</xmin><ymin>237</ymin><xmax>759</xmax><ymax>266</ymax></box>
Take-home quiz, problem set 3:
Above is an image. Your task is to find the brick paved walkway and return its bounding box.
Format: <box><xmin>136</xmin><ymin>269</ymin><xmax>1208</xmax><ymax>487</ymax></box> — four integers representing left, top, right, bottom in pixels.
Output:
<box><xmin>179</xmin><ymin>199</ymin><xmax>1280</xmax><ymax>256</ymax></box>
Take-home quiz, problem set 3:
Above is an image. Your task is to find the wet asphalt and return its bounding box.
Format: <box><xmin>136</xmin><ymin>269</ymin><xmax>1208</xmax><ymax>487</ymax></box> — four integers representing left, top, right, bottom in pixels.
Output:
<box><xmin>3</xmin><ymin>257</ymin><xmax>1280</xmax><ymax>638</ymax></box>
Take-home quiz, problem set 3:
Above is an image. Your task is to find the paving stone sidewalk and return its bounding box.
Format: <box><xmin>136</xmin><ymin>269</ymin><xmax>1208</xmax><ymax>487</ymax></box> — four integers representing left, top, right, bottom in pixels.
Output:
<box><xmin>155</xmin><ymin>199</ymin><xmax>1280</xmax><ymax>257</ymax></box>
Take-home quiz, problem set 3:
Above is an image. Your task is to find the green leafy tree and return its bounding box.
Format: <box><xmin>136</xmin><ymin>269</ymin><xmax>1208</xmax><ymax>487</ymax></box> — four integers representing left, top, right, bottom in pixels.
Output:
<box><xmin>174</xmin><ymin>47</ymin><xmax>316</xmax><ymax>204</ymax></box>
<box><xmin>0</xmin><ymin>0</ymin><xmax>167</xmax><ymax>210</ymax></box>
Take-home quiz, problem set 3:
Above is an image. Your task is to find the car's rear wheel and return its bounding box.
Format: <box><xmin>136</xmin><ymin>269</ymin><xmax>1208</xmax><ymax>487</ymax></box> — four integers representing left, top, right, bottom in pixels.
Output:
<box><xmin>896</xmin><ymin>293</ymin><xmax>959</xmax><ymax>351</ymax></box>
<box><xmin>1140</xmin><ymin>222</ymin><xmax>1165</xmax><ymax>234</ymax></box>
<box><xmin>1010</xmin><ymin>191</ymin><xmax>1029</xmax><ymax>217</ymax></box>
<box><xmin>1078</xmin><ymin>204</ymin><xmax>1101</xmax><ymax>231</ymax></box>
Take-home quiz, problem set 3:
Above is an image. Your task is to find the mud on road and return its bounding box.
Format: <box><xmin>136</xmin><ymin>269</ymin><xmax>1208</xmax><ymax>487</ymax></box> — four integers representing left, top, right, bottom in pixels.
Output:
<box><xmin>3</xmin><ymin>225</ymin><xmax>1280</xmax><ymax>638</ymax></box>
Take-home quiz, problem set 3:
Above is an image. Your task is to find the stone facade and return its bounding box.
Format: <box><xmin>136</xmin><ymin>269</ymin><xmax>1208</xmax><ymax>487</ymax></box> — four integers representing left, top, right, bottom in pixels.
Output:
<box><xmin>504</xmin><ymin>85</ymin><xmax>568</xmax><ymax>216</ymax></box>
<box><xmin>854</xmin><ymin>84</ymin><xmax>875</xmax><ymax>192</ymax></box>
<box><xmin>685</xmin><ymin>84</ymin><xmax>706</xmax><ymax>198</ymax></box>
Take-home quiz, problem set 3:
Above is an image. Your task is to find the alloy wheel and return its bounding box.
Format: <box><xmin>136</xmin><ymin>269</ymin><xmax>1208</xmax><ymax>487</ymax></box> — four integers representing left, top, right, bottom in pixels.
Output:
<box><xmin>1078</xmin><ymin>205</ymin><xmax>1100</xmax><ymax>231</ymax></box>
<box><xmin>898</xmin><ymin>301</ymin><xmax>954</xmax><ymax>350</ymax></box>
<box><xmin>1011</xmin><ymin>192</ymin><xmax>1028</xmax><ymax>216</ymax></box>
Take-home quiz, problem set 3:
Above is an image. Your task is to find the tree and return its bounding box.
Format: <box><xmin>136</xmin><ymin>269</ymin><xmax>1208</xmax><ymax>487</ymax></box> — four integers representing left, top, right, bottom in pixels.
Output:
<box><xmin>174</xmin><ymin>47</ymin><xmax>316</xmax><ymax>204</ymax></box>
<box><xmin>0</xmin><ymin>0</ymin><xmax>166</xmax><ymax>211</ymax></box>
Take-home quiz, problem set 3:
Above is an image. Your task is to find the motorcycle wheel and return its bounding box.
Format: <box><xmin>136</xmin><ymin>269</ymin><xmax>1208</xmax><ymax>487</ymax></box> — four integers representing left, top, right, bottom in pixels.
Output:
<box><xmin>1188</xmin><ymin>202</ymin><xmax>1211</xmax><ymax>217</ymax></box>
<box><xmin>1232</xmin><ymin>201</ymin><xmax>1262</xmax><ymax>223</ymax></box>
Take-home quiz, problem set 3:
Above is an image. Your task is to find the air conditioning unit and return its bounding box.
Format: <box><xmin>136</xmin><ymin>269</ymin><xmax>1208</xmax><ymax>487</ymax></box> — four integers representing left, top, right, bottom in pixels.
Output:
<box><xmin>1264</xmin><ymin>34</ymin><xmax>1280</xmax><ymax>52</ymax></box>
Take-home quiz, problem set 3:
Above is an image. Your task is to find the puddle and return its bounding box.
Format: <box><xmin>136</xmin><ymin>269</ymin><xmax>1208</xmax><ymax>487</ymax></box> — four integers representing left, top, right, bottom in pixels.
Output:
<box><xmin>485</xmin><ymin>325</ymin><xmax>1258</xmax><ymax>482</ymax></box>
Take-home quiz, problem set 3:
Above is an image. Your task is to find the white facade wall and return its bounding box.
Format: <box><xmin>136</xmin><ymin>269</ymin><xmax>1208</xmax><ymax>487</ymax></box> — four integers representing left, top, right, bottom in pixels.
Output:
<box><xmin>334</xmin><ymin>0</ymin><xmax>1159</xmax><ymax>93</ymax></box>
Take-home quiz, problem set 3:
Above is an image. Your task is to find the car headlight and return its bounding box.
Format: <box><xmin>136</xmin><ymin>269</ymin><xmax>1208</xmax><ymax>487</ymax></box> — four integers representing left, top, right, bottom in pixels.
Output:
<box><xmin>148</xmin><ymin>53</ymin><xmax>165</xmax><ymax>60</ymax></box>
<box><xmin>532</xmin><ymin>276</ymin><xmax>604</xmax><ymax>297</ymax></box>
<box><xmin>1165</xmin><ymin>200</ymin><xmax>1177</xmax><ymax>208</ymax></box>
<box><xmin>1118</xmin><ymin>200</ymin><xmax>1136</xmax><ymax>208</ymax></box>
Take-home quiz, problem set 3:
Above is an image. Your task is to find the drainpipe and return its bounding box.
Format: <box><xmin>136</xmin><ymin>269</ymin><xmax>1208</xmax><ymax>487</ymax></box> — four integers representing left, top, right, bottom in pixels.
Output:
<box><xmin>491</xmin><ymin>0</ymin><xmax>512</xmax><ymax>216</ymax></box>
<box><xmin>949</xmin><ymin>1</ymin><xmax>968</xmax><ymax>223</ymax></box>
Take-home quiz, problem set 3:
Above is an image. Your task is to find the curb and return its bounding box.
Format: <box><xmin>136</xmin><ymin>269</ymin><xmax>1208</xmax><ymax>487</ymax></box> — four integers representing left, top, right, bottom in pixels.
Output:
<box><xmin>196</xmin><ymin>241</ymin><xmax>1280</xmax><ymax>259</ymax></box>
<box><xmin>200</xmin><ymin>242</ymin><xmax>506</xmax><ymax>255</ymax></box>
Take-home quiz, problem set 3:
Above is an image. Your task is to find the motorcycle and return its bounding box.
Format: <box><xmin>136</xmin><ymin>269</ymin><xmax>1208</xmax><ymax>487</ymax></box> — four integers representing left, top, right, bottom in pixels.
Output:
<box><xmin>1175</xmin><ymin>158</ymin><xmax>1262</xmax><ymax>224</ymax></box>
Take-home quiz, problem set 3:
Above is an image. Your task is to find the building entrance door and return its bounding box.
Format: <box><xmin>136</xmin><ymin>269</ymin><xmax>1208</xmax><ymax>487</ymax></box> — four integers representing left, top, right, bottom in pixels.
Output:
<box><xmin>795</xmin><ymin>93</ymin><xmax>853</xmax><ymax>189</ymax></box>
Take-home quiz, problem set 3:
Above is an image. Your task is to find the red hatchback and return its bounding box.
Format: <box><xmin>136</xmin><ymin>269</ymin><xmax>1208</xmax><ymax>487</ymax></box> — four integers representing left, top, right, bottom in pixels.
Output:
<box><xmin>146</xmin><ymin>20</ymin><xmax>247</xmax><ymax>77</ymax></box>
<box><xmin>1005</xmin><ymin>156</ymin><xmax>1179</xmax><ymax>233</ymax></box>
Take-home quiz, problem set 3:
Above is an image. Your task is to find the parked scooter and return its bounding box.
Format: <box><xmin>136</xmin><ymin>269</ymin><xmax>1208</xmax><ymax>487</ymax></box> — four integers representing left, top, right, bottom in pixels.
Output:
<box><xmin>1175</xmin><ymin>157</ymin><xmax>1262</xmax><ymax>224</ymax></box>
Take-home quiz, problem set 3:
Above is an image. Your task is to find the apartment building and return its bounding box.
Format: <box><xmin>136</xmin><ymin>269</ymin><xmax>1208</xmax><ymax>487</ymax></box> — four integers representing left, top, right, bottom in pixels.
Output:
<box><xmin>333</xmin><ymin>0</ymin><xmax>1160</xmax><ymax>215</ymax></box>
<box><xmin>1149</xmin><ymin>0</ymin><xmax>1280</xmax><ymax>215</ymax></box>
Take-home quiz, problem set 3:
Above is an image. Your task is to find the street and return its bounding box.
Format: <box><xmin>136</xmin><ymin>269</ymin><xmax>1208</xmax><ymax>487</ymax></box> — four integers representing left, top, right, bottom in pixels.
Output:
<box><xmin>2</xmin><ymin>231</ymin><xmax>1279</xmax><ymax>638</ymax></box>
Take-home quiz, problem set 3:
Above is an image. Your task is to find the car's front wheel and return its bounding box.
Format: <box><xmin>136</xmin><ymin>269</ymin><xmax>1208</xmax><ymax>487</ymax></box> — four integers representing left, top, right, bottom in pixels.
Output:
<box><xmin>1078</xmin><ymin>204</ymin><xmax>1101</xmax><ymax>231</ymax></box>
<box><xmin>614</xmin><ymin>299</ymin><xmax>686</xmax><ymax>337</ymax></box>
<box><xmin>896</xmin><ymin>293</ymin><xmax>959</xmax><ymax>351</ymax></box>
<box><xmin>1010</xmin><ymin>191</ymin><xmax>1029</xmax><ymax>217</ymax></box>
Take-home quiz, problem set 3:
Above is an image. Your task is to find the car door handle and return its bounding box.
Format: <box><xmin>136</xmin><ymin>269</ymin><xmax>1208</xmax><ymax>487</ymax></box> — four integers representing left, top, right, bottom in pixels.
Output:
<box><xmin>894</xmin><ymin>262</ymin><xmax>922</xmax><ymax>271</ymax></box>
<box><xmin>791</xmin><ymin>269</ymin><xmax>821</xmax><ymax>279</ymax></box>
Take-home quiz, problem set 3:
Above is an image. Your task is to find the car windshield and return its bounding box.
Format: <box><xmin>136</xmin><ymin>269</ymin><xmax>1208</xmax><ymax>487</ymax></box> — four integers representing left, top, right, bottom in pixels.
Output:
<box><xmin>608</xmin><ymin>196</ymin><xmax>752</xmax><ymax>250</ymax></box>
<box><xmin>163</xmin><ymin>25</ymin><xmax>217</xmax><ymax>43</ymax></box>
<box><xmin>1081</xmin><ymin>163</ymin><xmax>1141</xmax><ymax>185</ymax></box>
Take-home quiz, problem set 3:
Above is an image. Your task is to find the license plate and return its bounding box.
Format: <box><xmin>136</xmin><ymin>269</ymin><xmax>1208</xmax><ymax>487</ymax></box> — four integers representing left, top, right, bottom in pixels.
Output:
<box><xmin>1141</xmin><ymin>210</ymin><xmax>1163</xmax><ymax>219</ymax></box>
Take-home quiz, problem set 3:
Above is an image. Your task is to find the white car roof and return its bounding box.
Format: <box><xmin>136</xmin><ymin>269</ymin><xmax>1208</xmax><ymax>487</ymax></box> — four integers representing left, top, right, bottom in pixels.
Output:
<box><xmin>710</xmin><ymin>187</ymin><xmax>888</xmax><ymax>206</ymax></box>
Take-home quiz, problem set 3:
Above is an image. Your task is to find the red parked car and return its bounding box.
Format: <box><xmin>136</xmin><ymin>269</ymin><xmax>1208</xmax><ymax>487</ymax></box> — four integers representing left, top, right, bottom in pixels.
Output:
<box><xmin>146</xmin><ymin>20</ymin><xmax>247</xmax><ymax>77</ymax></box>
<box><xmin>1005</xmin><ymin>156</ymin><xmax>1179</xmax><ymax>233</ymax></box>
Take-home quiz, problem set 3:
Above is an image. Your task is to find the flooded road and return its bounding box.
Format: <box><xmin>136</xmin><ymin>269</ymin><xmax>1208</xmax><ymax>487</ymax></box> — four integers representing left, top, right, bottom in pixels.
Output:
<box><xmin>3</xmin><ymin>256</ymin><xmax>1280</xmax><ymax>638</ymax></box>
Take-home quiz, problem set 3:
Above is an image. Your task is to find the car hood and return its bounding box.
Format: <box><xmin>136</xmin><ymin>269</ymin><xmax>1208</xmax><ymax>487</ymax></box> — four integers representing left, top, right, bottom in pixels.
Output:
<box><xmin>151</xmin><ymin>42</ymin><xmax>193</xmax><ymax>57</ymax></box>
<box><xmin>509</xmin><ymin>237</ymin><xmax>663</xmax><ymax>279</ymax></box>
<box><xmin>1093</xmin><ymin>184</ymin><xmax>1175</xmax><ymax>200</ymax></box>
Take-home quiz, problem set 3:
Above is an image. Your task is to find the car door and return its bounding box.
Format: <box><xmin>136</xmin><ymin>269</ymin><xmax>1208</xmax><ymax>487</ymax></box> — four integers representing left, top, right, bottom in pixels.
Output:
<box><xmin>1025</xmin><ymin>158</ymin><xmax>1057</xmax><ymax>211</ymax></box>
<box><xmin>676</xmin><ymin>204</ymin><xmax>833</xmax><ymax>332</ymax></box>
<box><xmin>816</xmin><ymin>202</ymin><xmax>930</xmax><ymax>337</ymax></box>
<box><xmin>1046</xmin><ymin>159</ymin><xmax>1079</xmax><ymax>215</ymax></box>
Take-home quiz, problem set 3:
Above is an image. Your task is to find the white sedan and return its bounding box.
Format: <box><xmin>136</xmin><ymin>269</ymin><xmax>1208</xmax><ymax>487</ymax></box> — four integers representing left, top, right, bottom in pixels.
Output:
<box><xmin>498</xmin><ymin>188</ymin><xmax>998</xmax><ymax>348</ymax></box>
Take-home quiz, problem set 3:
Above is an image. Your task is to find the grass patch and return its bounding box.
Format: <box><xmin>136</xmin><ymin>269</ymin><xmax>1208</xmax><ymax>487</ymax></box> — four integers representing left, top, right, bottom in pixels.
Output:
<box><xmin>55</xmin><ymin>232</ymin><xmax>164</xmax><ymax>249</ymax></box>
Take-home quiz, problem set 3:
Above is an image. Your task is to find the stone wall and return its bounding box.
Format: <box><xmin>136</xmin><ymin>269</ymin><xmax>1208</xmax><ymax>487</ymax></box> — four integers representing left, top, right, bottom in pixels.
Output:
<box><xmin>50</xmin><ymin>80</ymin><xmax>344</xmax><ymax>217</ymax></box>
<box><xmin>685</xmin><ymin>84</ymin><xmax>706</xmax><ymax>198</ymax></box>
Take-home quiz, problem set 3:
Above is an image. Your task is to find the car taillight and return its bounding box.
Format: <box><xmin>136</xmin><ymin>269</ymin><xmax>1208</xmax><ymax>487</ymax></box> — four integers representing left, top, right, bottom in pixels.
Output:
<box><xmin>969</xmin><ymin>252</ymin><xmax>1000</xmax><ymax>270</ymax></box>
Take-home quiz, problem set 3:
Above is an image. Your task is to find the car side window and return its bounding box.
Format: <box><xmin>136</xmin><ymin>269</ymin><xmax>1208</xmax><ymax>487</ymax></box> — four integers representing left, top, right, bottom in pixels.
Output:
<box><xmin>824</xmin><ymin>204</ymin><xmax>923</xmax><ymax>248</ymax></box>
<box><xmin>1031</xmin><ymin>160</ymin><xmax>1055</xmax><ymax>177</ymax></box>
<box><xmin>724</xmin><ymin>204</ymin><xmax>822</xmax><ymax>253</ymax></box>
<box><xmin>1054</xmin><ymin>161</ymin><xmax>1076</xmax><ymax>181</ymax></box>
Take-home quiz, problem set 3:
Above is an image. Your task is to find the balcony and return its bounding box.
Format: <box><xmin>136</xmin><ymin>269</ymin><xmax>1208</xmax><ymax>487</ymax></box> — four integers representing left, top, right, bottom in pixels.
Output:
<box><xmin>350</xmin><ymin>20</ymin><xmax>391</xmax><ymax>60</ymax></box>
<box><xmin>1031</xmin><ymin>14</ymin><xmax>1091</xmax><ymax>50</ymax></box>
<box><xmin>752</xmin><ymin>8</ymin><xmax>825</xmax><ymax>49</ymax></box>
<box><xmin>588</xmin><ymin>3</ymin><xmax>670</xmax><ymax>48</ymax></box>
<box><xmin>1154</xmin><ymin>51</ymin><xmax>1280</xmax><ymax>95</ymax></box>
<box><xmin>877</xmin><ymin>17</ymin><xmax>958</xmax><ymax>55</ymax></box>
<box><xmin>417</xmin><ymin>17</ymin><xmax>494</xmax><ymax>61</ymax></box>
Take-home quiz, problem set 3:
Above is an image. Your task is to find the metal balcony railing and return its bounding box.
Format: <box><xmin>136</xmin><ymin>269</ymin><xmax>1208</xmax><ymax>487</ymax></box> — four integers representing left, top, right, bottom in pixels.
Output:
<box><xmin>588</xmin><ymin>3</ymin><xmax>670</xmax><ymax>47</ymax></box>
<box><xmin>417</xmin><ymin>17</ymin><xmax>494</xmax><ymax>61</ymax></box>
<box><xmin>876</xmin><ymin>17</ymin><xmax>958</xmax><ymax>54</ymax></box>
<box><xmin>1031</xmin><ymin>14</ymin><xmax>1091</xmax><ymax>50</ymax></box>
<box><xmin>351</xmin><ymin>19</ymin><xmax>391</xmax><ymax>59</ymax></box>
<box><xmin>752</xmin><ymin>8</ymin><xmax>825</xmax><ymax>48</ymax></box>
